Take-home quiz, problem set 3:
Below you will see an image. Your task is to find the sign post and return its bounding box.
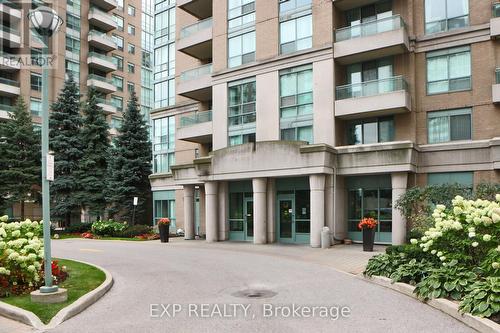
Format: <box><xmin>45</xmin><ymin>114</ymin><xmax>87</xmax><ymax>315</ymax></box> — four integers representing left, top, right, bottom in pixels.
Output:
<box><xmin>132</xmin><ymin>197</ymin><xmax>138</xmax><ymax>225</ymax></box>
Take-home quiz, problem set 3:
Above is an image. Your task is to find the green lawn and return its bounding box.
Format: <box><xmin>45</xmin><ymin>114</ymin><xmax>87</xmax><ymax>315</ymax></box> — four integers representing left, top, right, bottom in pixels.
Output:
<box><xmin>1</xmin><ymin>259</ymin><xmax>106</xmax><ymax>324</ymax></box>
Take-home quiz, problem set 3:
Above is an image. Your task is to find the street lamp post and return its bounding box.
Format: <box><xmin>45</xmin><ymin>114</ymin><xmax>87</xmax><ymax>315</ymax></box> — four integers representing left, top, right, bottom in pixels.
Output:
<box><xmin>28</xmin><ymin>6</ymin><xmax>63</xmax><ymax>294</ymax></box>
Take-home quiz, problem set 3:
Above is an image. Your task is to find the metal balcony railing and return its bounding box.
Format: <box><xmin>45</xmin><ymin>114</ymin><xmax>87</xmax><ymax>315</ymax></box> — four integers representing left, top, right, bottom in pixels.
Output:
<box><xmin>335</xmin><ymin>76</ymin><xmax>408</xmax><ymax>100</ymax></box>
<box><xmin>180</xmin><ymin>110</ymin><xmax>212</xmax><ymax>127</ymax></box>
<box><xmin>180</xmin><ymin>17</ymin><xmax>213</xmax><ymax>39</ymax></box>
<box><xmin>335</xmin><ymin>15</ymin><xmax>405</xmax><ymax>42</ymax></box>
<box><xmin>179</xmin><ymin>63</ymin><xmax>212</xmax><ymax>82</ymax></box>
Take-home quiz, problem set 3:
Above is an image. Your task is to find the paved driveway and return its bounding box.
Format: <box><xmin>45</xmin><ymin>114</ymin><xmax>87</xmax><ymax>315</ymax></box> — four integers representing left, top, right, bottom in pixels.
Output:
<box><xmin>5</xmin><ymin>239</ymin><xmax>476</xmax><ymax>333</ymax></box>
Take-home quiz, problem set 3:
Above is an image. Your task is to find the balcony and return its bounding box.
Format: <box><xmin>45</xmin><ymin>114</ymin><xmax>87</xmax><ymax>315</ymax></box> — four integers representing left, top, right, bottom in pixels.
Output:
<box><xmin>492</xmin><ymin>4</ymin><xmax>500</xmax><ymax>38</ymax></box>
<box><xmin>0</xmin><ymin>25</ymin><xmax>20</xmax><ymax>48</ymax></box>
<box><xmin>493</xmin><ymin>69</ymin><xmax>500</xmax><ymax>103</ymax></box>
<box><xmin>87</xmin><ymin>52</ymin><xmax>117</xmax><ymax>73</ymax></box>
<box><xmin>0</xmin><ymin>104</ymin><xmax>13</xmax><ymax>121</ymax></box>
<box><xmin>0</xmin><ymin>52</ymin><xmax>20</xmax><ymax>70</ymax></box>
<box><xmin>87</xmin><ymin>74</ymin><xmax>116</xmax><ymax>94</ymax></box>
<box><xmin>178</xmin><ymin>63</ymin><xmax>213</xmax><ymax>102</ymax></box>
<box><xmin>90</xmin><ymin>0</ymin><xmax>117</xmax><ymax>11</ymax></box>
<box><xmin>88</xmin><ymin>30</ymin><xmax>117</xmax><ymax>52</ymax></box>
<box><xmin>333</xmin><ymin>0</ymin><xmax>381</xmax><ymax>11</ymax></box>
<box><xmin>96</xmin><ymin>98</ymin><xmax>117</xmax><ymax>115</ymax></box>
<box><xmin>178</xmin><ymin>0</ymin><xmax>212</xmax><ymax>20</ymax></box>
<box><xmin>0</xmin><ymin>2</ymin><xmax>21</xmax><ymax>22</ymax></box>
<box><xmin>88</xmin><ymin>7</ymin><xmax>117</xmax><ymax>32</ymax></box>
<box><xmin>334</xmin><ymin>15</ymin><xmax>409</xmax><ymax>64</ymax></box>
<box><xmin>335</xmin><ymin>76</ymin><xmax>411</xmax><ymax>119</ymax></box>
<box><xmin>177</xmin><ymin>110</ymin><xmax>213</xmax><ymax>144</ymax></box>
<box><xmin>178</xmin><ymin>18</ymin><xmax>213</xmax><ymax>61</ymax></box>
<box><xmin>0</xmin><ymin>77</ymin><xmax>20</xmax><ymax>97</ymax></box>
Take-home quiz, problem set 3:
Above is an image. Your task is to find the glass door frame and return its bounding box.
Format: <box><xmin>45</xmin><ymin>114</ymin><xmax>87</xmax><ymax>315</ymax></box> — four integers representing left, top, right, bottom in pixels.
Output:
<box><xmin>243</xmin><ymin>197</ymin><xmax>254</xmax><ymax>241</ymax></box>
<box><xmin>277</xmin><ymin>194</ymin><xmax>295</xmax><ymax>244</ymax></box>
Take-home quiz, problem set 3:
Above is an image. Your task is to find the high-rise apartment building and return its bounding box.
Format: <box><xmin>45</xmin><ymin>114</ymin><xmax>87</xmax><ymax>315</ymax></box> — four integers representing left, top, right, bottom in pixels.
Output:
<box><xmin>0</xmin><ymin>0</ymin><xmax>151</xmax><ymax>219</ymax></box>
<box><xmin>150</xmin><ymin>0</ymin><xmax>500</xmax><ymax>246</ymax></box>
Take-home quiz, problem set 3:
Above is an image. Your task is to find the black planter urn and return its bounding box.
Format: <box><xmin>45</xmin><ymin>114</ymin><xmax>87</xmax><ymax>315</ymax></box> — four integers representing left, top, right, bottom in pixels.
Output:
<box><xmin>159</xmin><ymin>224</ymin><xmax>170</xmax><ymax>243</ymax></box>
<box><xmin>362</xmin><ymin>228</ymin><xmax>375</xmax><ymax>252</ymax></box>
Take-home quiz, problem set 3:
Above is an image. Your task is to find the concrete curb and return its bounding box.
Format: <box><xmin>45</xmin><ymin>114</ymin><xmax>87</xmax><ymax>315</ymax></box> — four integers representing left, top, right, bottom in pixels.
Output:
<box><xmin>361</xmin><ymin>275</ymin><xmax>500</xmax><ymax>333</ymax></box>
<box><xmin>0</xmin><ymin>259</ymin><xmax>113</xmax><ymax>330</ymax></box>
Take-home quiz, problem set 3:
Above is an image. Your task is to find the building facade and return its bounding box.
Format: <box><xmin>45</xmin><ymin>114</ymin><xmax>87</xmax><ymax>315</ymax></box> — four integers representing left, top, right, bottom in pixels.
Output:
<box><xmin>0</xmin><ymin>0</ymin><xmax>151</xmax><ymax>220</ymax></box>
<box><xmin>150</xmin><ymin>0</ymin><xmax>500</xmax><ymax>246</ymax></box>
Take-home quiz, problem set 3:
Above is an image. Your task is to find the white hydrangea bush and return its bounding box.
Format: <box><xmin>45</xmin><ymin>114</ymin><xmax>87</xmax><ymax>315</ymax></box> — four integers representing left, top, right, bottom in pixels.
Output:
<box><xmin>0</xmin><ymin>215</ymin><xmax>44</xmax><ymax>296</ymax></box>
<box><xmin>410</xmin><ymin>194</ymin><xmax>500</xmax><ymax>274</ymax></box>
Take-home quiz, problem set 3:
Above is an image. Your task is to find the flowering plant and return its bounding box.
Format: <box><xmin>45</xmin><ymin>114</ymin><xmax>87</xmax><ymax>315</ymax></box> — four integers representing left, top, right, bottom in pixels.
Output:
<box><xmin>358</xmin><ymin>217</ymin><xmax>378</xmax><ymax>230</ymax></box>
<box><xmin>158</xmin><ymin>218</ymin><xmax>170</xmax><ymax>225</ymax></box>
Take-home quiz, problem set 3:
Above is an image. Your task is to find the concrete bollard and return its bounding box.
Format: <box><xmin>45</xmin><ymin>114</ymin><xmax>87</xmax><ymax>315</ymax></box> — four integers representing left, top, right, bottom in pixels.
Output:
<box><xmin>321</xmin><ymin>227</ymin><xmax>331</xmax><ymax>249</ymax></box>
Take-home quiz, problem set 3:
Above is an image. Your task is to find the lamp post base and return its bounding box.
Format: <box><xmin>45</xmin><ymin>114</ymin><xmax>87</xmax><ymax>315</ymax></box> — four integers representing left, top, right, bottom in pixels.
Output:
<box><xmin>31</xmin><ymin>288</ymin><xmax>67</xmax><ymax>304</ymax></box>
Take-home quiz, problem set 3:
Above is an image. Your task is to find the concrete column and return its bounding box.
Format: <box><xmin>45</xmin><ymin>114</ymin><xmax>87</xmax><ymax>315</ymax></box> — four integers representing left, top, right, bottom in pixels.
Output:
<box><xmin>205</xmin><ymin>181</ymin><xmax>218</xmax><ymax>243</ymax></box>
<box><xmin>218</xmin><ymin>181</ymin><xmax>229</xmax><ymax>241</ymax></box>
<box><xmin>309</xmin><ymin>174</ymin><xmax>326</xmax><ymax>248</ymax></box>
<box><xmin>252</xmin><ymin>178</ymin><xmax>267</xmax><ymax>244</ymax></box>
<box><xmin>183</xmin><ymin>185</ymin><xmax>195</xmax><ymax>240</ymax></box>
<box><xmin>325</xmin><ymin>174</ymin><xmax>334</xmax><ymax>232</ymax></box>
<box><xmin>266</xmin><ymin>178</ymin><xmax>276</xmax><ymax>243</ymax></box>
<box><xmin>392</xmin><ymin>172</ymin><xmax>408</xmax><ymax>245</ymax></box>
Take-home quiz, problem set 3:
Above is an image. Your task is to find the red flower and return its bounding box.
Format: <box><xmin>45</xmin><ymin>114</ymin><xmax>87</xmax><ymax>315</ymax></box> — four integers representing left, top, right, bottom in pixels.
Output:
<box><xmin>358</xmin><ymin>217</ymin><xmax>378</xmax><ymax>230</ymax></box>
<box><xmin>158</xmin><ymin>218</ymin><xmax>170</xmax><ymax>225</ymax></box>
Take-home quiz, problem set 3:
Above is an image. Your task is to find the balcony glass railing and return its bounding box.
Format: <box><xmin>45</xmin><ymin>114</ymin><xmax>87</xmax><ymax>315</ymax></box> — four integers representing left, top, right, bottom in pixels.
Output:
<box><xmin>89</xmin><ymin>30</ymin><xmax>116</xmax><ymax>44</ymax></box>
<box><xmin>0</xmin><ymin>104</ymin><xmax>14</xmax><ymax>112</ymax></box>
<box><xmin>0</xmin><ymin>1</ymin><xmax>21</xmax><ymax>9</ymax></box>
<box><xmin>180</xmin><ymin>17</ymin><xmax>213</xmax><ymax>39</ymax></box>
<box><xmin>88</xmin><ymin>74</ymin><xmax>113</xmax><ymax>84</ymax></box>
<box><xmin>88</xmin><ymin>51</ymin><xmax>115</xmax><ymax>64</ymax></box>
<box><xmin>89</xmin><ymin>6</ymin><xmax>113</xmax><ymax>18</ymax></box>
<box><xmin>335</xmin><ymin>76</ymin><xmax>408</xmax><ymax>100</ymax></box>
<box><xmin>180</xmin><ymin>63</ymin><xmax>212</xmax><ymax>82</ymax></box>
<box><xmin>95</xmin><ymin>97</ymin><xmax>114</xmax><ymax>106</ymax></box>
<box><xmin>335</xmin><ymin>15</ymin><xmax>405</xmax><ymax>42</ymax></box>
<box><xmin>493</xmin><ymin>3</ymin><xmax>500</xmax><ymax>18</ymax></box>
<box><xmin>496</xmin><ymin>68</ymin><xmax>500</xmax><ymax>84</ymax></box>
<box><xmin>0</xmin><ymin>77</ymin><xmax>19</xmax><ymax>87</ymax></box>
<box><xmin>180</xmin><ymin>111</ymin><xmax>212</xmax><ymax>127</ymax></box>
<box><xmin>0</xmin><ymin>24</ymin><xmax>19</xmax><ymax>35</ymax></box>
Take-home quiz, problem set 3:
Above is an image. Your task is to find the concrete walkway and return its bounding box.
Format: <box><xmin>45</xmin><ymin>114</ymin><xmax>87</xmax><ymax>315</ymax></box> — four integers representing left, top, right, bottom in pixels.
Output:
<box><xmin>1</xmin><ymin>239</ymin><xmax>474</xmax><ymax>333</ymax></box>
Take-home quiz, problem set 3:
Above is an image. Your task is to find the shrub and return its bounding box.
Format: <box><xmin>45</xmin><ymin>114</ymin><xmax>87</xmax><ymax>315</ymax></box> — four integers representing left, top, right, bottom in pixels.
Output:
<box><xmin>91</xmin><ymin>220</ymin><xmax>127</xmax><ymax>237</ymax></box>
<box><xmin>389</xmin><ymin>259</ymin><xmax>436</xmax><ymax>285</ymax></box>
<box><xmin>116</xmin><ymin>225</ymin><xmax>151</xmax><ymax>238</ymax></box>
<box><xmin>459</xmin><ymin>277</ymin><xmax>500</xmax><ymax>318</ymax></box>
<box><xmin>64</xmin><ymin>223</ymin><xmax>91</xmax><ymax>234</ymax></box>
<box><xmin>364</xmin><ymin>253</ymin><xmax>407</xmax><ymax>278</ymax></box>
<box><xmin>0</xmin><ymin>215</ymin><xmax>44</xmax><ymax>296</ymax></box>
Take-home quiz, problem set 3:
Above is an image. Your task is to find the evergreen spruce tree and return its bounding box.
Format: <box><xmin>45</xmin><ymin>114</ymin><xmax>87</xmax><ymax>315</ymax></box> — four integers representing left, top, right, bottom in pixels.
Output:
<box><xmin>78</xmin><ymin>88</ymin><xmax>110</xmax><ymax>220</ymax></box>
<box><xmin>107</xmin><ymin>91</ymin><xmax>152</xmax><ymax>224</ymax></box>
<box><xmin>49</xmin><ymin>74</ymin><xmax>83</xmax><ymax>226</ymax></box>
<box><xmin>0</xmin><ymin>97</ymin><xmax>41</xmax><ymax>219</ymax></box>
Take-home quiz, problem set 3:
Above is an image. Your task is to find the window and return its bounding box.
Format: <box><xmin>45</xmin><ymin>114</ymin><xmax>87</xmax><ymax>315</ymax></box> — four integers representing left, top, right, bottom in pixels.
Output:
<box><xmin>112</xmin><ymin>54</ymin><xmax>124</xmax><ymax>71</ymax></box>
<box><xmin>128</xmin><ymin>62</ymin><xmax>135</xmax><ymax>73</ymax></box>
<box><xmin>30</xmin><ymin>73</ymin><xmax>42</xmax><ymax>91</ymax></box>
<box><xmin>155</xmin><ymin>7</ymin><xmax>176</xmax><ymax>43</ymax></box>
<box><xmin>112</xmin><ymin>75</ymin><xmax>124</xmax><ymax>92</ymax></box>
<box><xmin>154</xmin><ymin>43</ymin><xmax>175</xmax><ymax>80</ymax></box>
<box><xmin>228</xmin><ymin>31</ymin><xmax>255</xmax><ymax>68</ymax></box>
<box><xmin>128</xmin><ymin>43</ymin><xmax>136</xmax><ymax>54</ymax></box>
<box><xmin>111</xmin><ymin>117</ymin><xmax>123</xmax><ymax>129</ymax></box>
<box><xmin>428</xmin><ymin>172</ymin><xmax>473</xmax><ymax>187</ymax></box>
<box><xmin>427</xmin><ymin>108</ymin><xmax>471</xmax><ymax>144</ymax></box>
<box><xmin>128</xmin><ymin>5</ymin><xmax>136</xmax><ymax>16</ymax></box>
<box><xmin>344</xmin><ymin>58</ymin><xmax>394</xmax><ymax>98</ymax></box>
<box><xmin>142</xmin><ymin>51</ymin><xmax>153</xmax><ymax>68</ymax></box>
<box><xmin>111</xmin><ymin>95</ymin><xmax>123</xmax><ymax>112</ymax></box>
<box><xmin>116</xmin><ymin>0</ymin><xmax>123</xmax><ymax>10</ymax></box>
<box><xmin>228</xmin><ymin>78</ymin><xmax>256</xmax><ymax>146</ymax></box>
<box><xmin>425</xmin><ymin>0</ymin><xmax>469</xmax><ymax>34</ymax></box>
<box><xmin>279</xmin><ymin>65</ymin><xmax>313</xmax><ymax>144</ymax></box>
<box><xmin>113</xmin><ymin>14</ymin><xmax>124</xmax><ymax>31</ymax></box>
<box><xmin>112</xmin><ymin>34</ymin><xmax>124</xmax><ymax>51</ymax></box>
<box><xmin>154</xmin><ymin>198</ymin><xmax>176</xmax><ymax>227</ymax></box>
<box><xmin>30</xmin><ymin>98</ymin><xmax>42</xmax><ymax>116</ymax></box>
<box><xmin>65</xmin><ymin>36</ymin><xmax>80</xmax><ymax>53</ymax></box>
<box><xmin>426</xmin><ymin>46</ymin><xmax>471</xmax><ymax>94</ymax></box>
<box><xmin>31</xmin><ymin>49</ymin><xmax>42</xmax><ymax>66</ymax></box>
<box><xmin>128</xmin><ymin>24</ymin><xmax>136</xmax><ymax>35</ymax></box>
<box><xmin>279</xmin><ymin>0</ymin><xmax>312</xmax><ymax>55</ymax></box>
<box><xmin>127</xmin><ymin>82</ymin><xmax>135</xmax><ymax>92</ymax></box>
<box><xmin>347</xmin><ymin>118</ymin><xmax>394</xmax><ymax>145</ymax></box>
<box><xmin>153</xmin><ymin>116</ymin><xmax>176</xmax><ymax>173</ymax></box>
<box><xmin>228</xmin><ymin>0</ymin><xmax>255</xmax><ymax>30</ymax></box>
<box><xmin>65</xmin><ymin>60</ymin><xmax>80</xmax><ymax>81</ymax></box>
<box><xmin>66</xmin><ymin>13</ymin><xmax>80</xmax><ymax>30</ymax></box>
<box><xmin>154</xmin><ymin>79</ymin><xmax>175</xmax><ymax>108</ymax></box>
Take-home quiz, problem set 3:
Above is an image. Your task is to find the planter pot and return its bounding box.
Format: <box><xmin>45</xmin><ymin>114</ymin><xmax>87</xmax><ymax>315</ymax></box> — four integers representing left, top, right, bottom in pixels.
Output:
<box><xmin>362</xmin><ymin>228</ymin><xmax>375</xmax><ymax>252</ymax></box>
<box><xmin>159</xmin><ymin>224</ymin><xmax>170</xmax><ymax>243</ymax></box>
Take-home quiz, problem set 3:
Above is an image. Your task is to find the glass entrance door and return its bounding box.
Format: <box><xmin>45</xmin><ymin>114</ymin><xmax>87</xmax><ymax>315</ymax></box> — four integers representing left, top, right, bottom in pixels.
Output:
<box><xmin>277</xmin><ymin>193</ymin><xmax>310</xmax><ymax>244</ymax></box>
<box><xmin>278</xmin><ymin>196</ymin><xmax>294</xmax><ymax>242</ymax></box>
<box><xmin>244</xmin><ymin>198</ymin><xmax>253</xmax><ymax>240</ymax></box>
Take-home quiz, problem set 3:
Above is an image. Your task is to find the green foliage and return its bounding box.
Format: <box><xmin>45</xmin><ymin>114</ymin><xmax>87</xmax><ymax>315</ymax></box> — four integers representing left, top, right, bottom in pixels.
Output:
<box><xmin>389</xmin><ymin>259</ymin><xmax>436</xmax><ymax>285</ymax></box>
<box><xmin>459</xmin><ymin>277</ymin><xmax>500</xmax><ymax>318</ymax></box>
<box><xmin>63</xmin><ymin>223</ymin><xmax>92</xmax><ymax>234</ymax></box>
<box><xmin>0</xmin><ymin>97</ymin><xmax>41</xmax><ymax>219</ymax></box>
<box><xmin>78</xmin><ymin>88</ymin><xmax>110</xmax><ymax>219</ymax></box>
<box><xmin>49</xmin><ymin>74</ymin><xmax>83</xmax><ymax>226</ymax></box>
<box><xmin>385</xmin><ymin>244</ymin><xmax>429</xmax><ymax>261</ymax></box>
<box><xmin>414</xmin><ymin>260</ymin><xmax>478</xmax><ymax>301</ymax></box>
<box><xmin>106</xmin><ymin>91</ymin><xmax>152</xmax><ymax>224</ymax></box>
<box><xmin>115</xmin><ymin>224</ymin><xmax>152</xmax><ymax>238</ymax></box>
<box><xmin>364</xmin><ymin>253</ymin><xmax>407</xmax><ymax>278</ymax></box>
<box><xmin>475</xmin><ymin>183</ymin><xmax>500</xmax><ymax>202</ymax></box>
<box><xmin>91</xmin><ymin>220</ymin><xmax>127</xmax><ymax>236</ymax></box>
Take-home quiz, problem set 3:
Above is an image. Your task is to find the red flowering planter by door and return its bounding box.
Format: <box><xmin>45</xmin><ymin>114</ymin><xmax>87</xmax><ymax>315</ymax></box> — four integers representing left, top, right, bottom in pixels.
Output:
<box><xmin>158</xmin><ymin>218</ymin><xmax>170</xmax><ymax>243</ymax></box>
<box><xmin>358</xmin><ymin>217</ymin><xmax>378</xmax><ymax>252</ymax></box>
